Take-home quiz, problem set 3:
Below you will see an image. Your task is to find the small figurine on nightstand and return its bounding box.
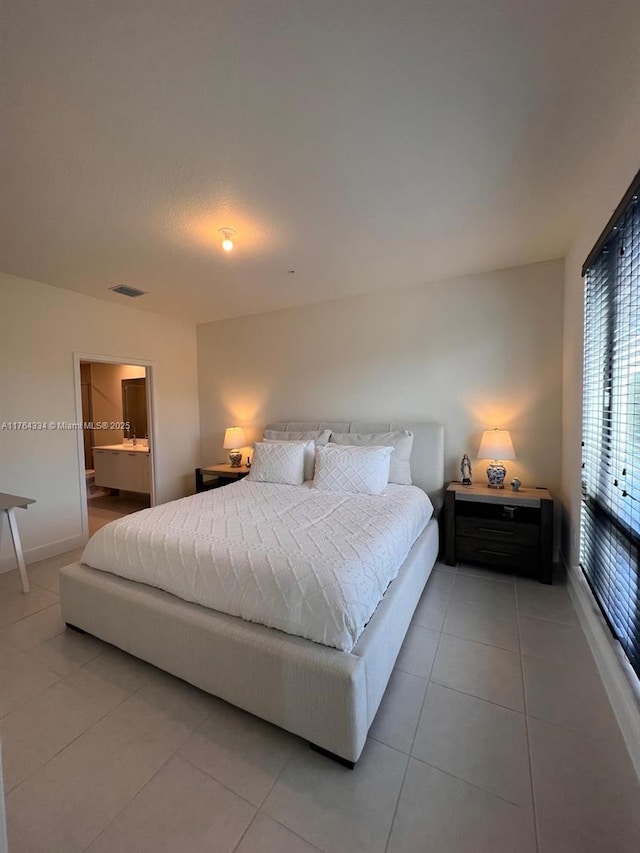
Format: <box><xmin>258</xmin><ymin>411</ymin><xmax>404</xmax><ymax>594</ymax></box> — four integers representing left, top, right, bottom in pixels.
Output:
<box><xmin>460</xmin><ymin>454</ymin><xmax>472</xmax><ymax>485</ymax></box>
<box><xmin>511</xmin><ymin>477</ymin><xmax>521</xmax><ymax>492</ymax></box>
<box><xmin>246</xmin><ymin>455</ymin><xmax>252</xmax><ymax>469</ymax></box>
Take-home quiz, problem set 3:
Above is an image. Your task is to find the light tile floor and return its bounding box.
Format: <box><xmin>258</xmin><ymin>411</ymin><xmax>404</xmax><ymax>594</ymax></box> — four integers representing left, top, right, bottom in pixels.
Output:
<box><xmin>87</xmin><ymin>492</ymin><xmax>150</xmax><ymax>536</ymax></box>
<box><xmin>0</xmin><ymin>555</ymin><xmax>639</xmax><ymax>852</ymax></box>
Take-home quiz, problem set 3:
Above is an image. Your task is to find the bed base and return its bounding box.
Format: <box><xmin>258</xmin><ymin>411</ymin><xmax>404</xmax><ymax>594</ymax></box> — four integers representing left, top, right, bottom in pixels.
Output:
<box><xmin>65</xmin><ymin>615</ymin><xmax>356</xmax><ymax>768</ymax></box>
<box><xmin>59</xmin><ymin>518</ymin><xmax>438</xmax><ymax>764</ymax></box>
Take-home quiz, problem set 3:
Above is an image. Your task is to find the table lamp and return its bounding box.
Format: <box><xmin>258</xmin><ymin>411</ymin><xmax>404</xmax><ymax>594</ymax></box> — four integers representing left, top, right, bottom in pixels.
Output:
<box><xmin>223</xmin><ymin>426</ymin><xmax>246</xmax><ymax>468</ymax></box>
<box><xmin>477</xmin><ymin>429</ymin><xmax>516</xmax><ymax>488</ymax></box>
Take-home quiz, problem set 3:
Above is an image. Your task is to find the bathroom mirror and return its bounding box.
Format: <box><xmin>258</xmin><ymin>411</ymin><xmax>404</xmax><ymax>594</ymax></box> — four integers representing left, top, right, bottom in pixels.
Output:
<box><xmin>121</xmin><ymin>377</ymin><xmax>148</xmax><ymax>439</ymax></box>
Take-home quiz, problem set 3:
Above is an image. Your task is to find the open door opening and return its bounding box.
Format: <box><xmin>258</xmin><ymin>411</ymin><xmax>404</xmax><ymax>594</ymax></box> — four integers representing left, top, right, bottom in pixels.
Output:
<box><xmin>74</xmin><ymin>354</ymin><xmax>156</xmax><ymax>540</ymax></box>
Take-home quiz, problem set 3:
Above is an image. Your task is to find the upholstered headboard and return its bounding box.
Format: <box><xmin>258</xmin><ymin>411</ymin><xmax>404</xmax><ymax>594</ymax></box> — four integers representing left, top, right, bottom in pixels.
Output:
<box><xmin>264</xmin><ymin>421</ymin><xmax>445</xmax><ymax>511</ymax></box>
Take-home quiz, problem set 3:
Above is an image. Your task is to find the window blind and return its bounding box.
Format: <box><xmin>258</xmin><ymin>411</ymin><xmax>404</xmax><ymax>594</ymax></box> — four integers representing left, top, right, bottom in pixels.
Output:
<box><xmin>581</xmin><ymin>169</ymin><xmax>640</xmax><ymax>679</ymax></box>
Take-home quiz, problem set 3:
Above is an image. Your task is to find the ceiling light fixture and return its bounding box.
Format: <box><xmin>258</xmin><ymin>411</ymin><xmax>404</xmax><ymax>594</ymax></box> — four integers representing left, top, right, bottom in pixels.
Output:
<box><xmin>219</xmin><ymin>228</ymin><xmax>236</xmax><ymax>252</ymax></box>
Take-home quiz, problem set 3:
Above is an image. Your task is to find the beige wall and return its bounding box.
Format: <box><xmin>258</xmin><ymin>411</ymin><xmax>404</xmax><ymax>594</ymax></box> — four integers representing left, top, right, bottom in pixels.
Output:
<box><xmin>0</xmin><ymin>272</ymin><xmax>200</xmax><ymax>567</ymax></box>
<box><xmin>198</xmin><ymin>259</ymin><xmax>564</xmax><ymax>503</ymax></box>
<box><xmin>561</xmin><ymin>88</ymin><xmax>640</xmax><ymax>567</ymax></box>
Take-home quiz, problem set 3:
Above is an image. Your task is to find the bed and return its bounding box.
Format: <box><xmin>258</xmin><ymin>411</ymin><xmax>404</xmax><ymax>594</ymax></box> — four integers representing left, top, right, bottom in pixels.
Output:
<box><xmin>60</xmin><ymin>421</ymin><xmax>444</xmax><ymax>765</ymax></box>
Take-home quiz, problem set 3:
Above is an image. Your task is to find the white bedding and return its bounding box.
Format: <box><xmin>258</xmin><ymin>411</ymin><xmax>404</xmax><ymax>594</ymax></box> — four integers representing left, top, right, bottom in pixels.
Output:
<box><xmin>81</xmin><ymin>480</ymin><xmax>433</xmax><ymax>652</ymax></box>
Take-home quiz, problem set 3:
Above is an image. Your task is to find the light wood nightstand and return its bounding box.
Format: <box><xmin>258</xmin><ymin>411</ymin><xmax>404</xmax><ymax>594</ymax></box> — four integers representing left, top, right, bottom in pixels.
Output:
<box><xmin>444</xmin><ymin>482</ymin><xmax>553</xmax><ymax>584</ymax></box>
<box><xmin>195</xmin><ymin>464</ymin><xmax>250</xmax><ymax>493</ymax></box>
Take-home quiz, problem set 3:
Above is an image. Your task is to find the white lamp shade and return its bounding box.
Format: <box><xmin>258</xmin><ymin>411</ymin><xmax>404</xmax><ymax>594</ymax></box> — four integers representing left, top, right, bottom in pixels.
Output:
<box><xmin>477</xmin><ymin>429</ymin><xmax>516</xmax><ymax>461</ymax></box>
<box><xmin>223</xmin><ymin>426</ymin><xmax>247</xmax><ymax>449</ymax></box>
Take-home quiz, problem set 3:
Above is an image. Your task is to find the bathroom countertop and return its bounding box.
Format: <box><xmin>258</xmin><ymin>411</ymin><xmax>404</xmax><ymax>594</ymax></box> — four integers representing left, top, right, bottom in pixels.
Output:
<box><xmin>93</xmin><ymin>444</ymin><xmax>149</xmax><ymax>453</ymax></box>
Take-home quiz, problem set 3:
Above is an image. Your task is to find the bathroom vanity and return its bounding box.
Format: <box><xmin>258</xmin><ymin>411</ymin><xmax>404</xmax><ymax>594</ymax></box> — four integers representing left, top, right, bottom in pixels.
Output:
<box><xmin>93</xmin><ymin>444</ymin><xmax>151</xmax><ymax>494</ymax></box>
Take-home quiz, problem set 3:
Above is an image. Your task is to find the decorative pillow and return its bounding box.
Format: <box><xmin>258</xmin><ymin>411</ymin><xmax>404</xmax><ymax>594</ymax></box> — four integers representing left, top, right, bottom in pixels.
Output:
<box><xmin>263</xmin><ymin>439</ymin><xmax>316</xmax><ymax>482</ymax></box>
<box><xmin>263</xmin><ymin>429</ymin><xmax>331</xmax><ymax>480</ymax></box>
<box><xmin>263</xmin><ymin>429</ymin><xmax>331</xmax><ymax>445</ymax></box>
<box><xmin>312</xmin><ymin>444</ymin><xmax>393</xmax><ymax>495</ymax></box>
<box><xmin>330</xmin><ymin>431</ymin><xmax>413</xmax><ymax>485</ymax></box>
<box><xmin>247</xmin><ymin>442</ymin><xmax>305</xmax><ymax>485</ymax></box>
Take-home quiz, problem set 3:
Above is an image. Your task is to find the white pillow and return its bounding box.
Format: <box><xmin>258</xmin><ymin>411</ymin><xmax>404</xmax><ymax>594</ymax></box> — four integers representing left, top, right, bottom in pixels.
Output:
<box><xmin>248</xmin><ymin>442</ymin><xmax>305</xmax><ymax>485</ymax></box>
<box><xmin>330</xmin><ymin>431</ymin><xmax>413</xmax><ymax>485</ymax></box>
<box><xmin>263</xmin><ymin>439</ymin><xmax>316</xmax><ymax>482</ymax></box>
<box><xmin>263</xmin><ymin>429</ymin><xmax>331</xmax><ymax>480</ymax></box>
<box><xmin>263</xmin><ymin>429</ymin><xmax>331</xmax><ymax>445</ymax></box>
<box><xmin>313</xmin><ymin>444</ymin><xmax>393</xmax><ymax>495</ymax></box>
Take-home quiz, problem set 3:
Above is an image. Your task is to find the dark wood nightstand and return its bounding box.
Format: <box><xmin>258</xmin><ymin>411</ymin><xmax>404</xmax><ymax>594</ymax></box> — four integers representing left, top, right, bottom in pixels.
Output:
<box><xmin>195</xmin><ymin>464</ymin><xmax>250</xmax><ymax>493</ymax></box>
<box><xmin>444</xmin><ymin>483</ymin><xmax>553</xmax><ymax>584</ymax></box>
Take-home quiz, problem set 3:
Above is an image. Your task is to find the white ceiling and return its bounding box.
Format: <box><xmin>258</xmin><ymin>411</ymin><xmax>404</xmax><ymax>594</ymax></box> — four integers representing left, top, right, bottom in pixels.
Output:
<box><xmin>1</xmin><ymin>0</ymin><xmax>639</xmax><ymax>323</ymax></box>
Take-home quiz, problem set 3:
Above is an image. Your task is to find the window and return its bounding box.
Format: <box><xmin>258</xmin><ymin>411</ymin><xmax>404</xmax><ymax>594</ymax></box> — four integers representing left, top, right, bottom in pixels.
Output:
<box><xmin>581</xmin><ymin>169</ymin><xmax>640</xmax><ymax>679</ymax></box>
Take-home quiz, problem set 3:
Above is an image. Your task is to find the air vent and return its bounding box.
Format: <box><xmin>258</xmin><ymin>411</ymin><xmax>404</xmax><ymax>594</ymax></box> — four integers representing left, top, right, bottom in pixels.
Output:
<box><xmin>110</xmin><ymin>285</ymin><xmax>147</xmax><ymax>298</ymax></box>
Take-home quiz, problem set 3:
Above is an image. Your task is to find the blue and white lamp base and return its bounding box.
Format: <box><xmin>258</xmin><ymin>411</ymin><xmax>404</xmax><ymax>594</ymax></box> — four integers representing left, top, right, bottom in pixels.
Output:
<box><xmin>228</xmin><ymin>449</ymin><xmax>243</xmax><ymax>468</ymax></box>
<box><xmin>486</xmin><ymin>461</ymin><xmax>507</xmax><ymax>488</ymax></box>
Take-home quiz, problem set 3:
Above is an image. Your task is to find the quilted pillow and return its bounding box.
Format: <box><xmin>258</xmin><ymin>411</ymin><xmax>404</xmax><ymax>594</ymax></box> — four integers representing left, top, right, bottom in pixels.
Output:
<box><xmin>263</xmin><ymin>439</ymin><xmax>316</xmax><ymax>482</ymax></box>
<box><xmin>263</xmin><ymin>429</ymin><xmax>331</xmax><ymax>480</ymax></box>
<box><xmin>248</xmin><ymin>442</ymin><xmax>305</xmax><ymax>485</ymax></box>
<box><xmin>330</xmin><ymin>431</ymin><xmax>413</xmax><ymax>485</ymax></box>
<box><xmin>313</xmin><ymin>444</ymin><xmax>393</xmax><ymax>495</ymax></box>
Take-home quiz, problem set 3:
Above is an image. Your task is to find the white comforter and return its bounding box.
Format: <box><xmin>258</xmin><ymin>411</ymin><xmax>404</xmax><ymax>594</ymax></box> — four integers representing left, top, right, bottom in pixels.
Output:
<box><xmin>81</xmin><ymin>480</ymin><xmax>433</xmax><ymax>652</ymax></box>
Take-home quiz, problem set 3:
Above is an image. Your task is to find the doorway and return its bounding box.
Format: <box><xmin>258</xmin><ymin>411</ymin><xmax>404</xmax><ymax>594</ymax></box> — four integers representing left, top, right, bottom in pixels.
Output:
<box><xmin>74</xmin><ymin>353</ymin><xmax>157</xmax><ymax>539</ymax></box>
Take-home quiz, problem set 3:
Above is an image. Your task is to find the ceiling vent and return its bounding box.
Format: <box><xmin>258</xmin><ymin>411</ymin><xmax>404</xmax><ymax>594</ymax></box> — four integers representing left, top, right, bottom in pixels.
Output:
<box><xmin>110</xmin><ymin>285</ymin><xmax>147</xmax><ymax>298</ymax></box>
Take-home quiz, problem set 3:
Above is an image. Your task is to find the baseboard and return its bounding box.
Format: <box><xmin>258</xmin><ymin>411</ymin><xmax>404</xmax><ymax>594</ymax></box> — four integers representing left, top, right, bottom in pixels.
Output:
<box><xmin>0</xmin><ymin>534</ymin><xmax>86</xmax><ymax>574</ymax></box>
<box><xmin>567</xmin><ymin>562</ymin><xmax>640</xmax><ymax>781</ymax></box>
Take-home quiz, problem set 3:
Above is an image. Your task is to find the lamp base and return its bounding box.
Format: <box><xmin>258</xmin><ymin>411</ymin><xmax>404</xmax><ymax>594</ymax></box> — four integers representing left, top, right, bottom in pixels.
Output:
<box><xmin>486</xmin><ymin>462</ymin><xmax>507</xmax><ymax>488</ymax></box>
<box><xmin>228</xmin><ymin>449</ymin><xmax>243</xmax><ymax>468</ymax></box>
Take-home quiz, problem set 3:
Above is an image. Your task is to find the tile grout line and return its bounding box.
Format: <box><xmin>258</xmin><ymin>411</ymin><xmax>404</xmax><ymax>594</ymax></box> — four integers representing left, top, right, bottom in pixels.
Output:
<box><xmin>0</xmin><ymin>587</ymin><xmax>61</xmax><ymax>631</ymax></box>
<box><xmin>3</xmin><ymin>650</ymin><xmax>157</xmax><ymax>796</ymax></box>
<box><xmin>0</xmin><ymin>671</ymin><xmax>63</xmax><ymax>725</ymax></box>
<box><xmin>255</xmin><ymin>747</ymin><xmax>294</xmax><ymax>809</ymax></box>
<box><xmin>427</xmin><ymin>679</ymin><xmax>526</xmax><ymax>716</ymax></box>
<box><xmin>408</xmin><ymin>753</ymin><xmax>529</xmax><ymax>810</ymax></box>
<box><xmin>268</xmin><ymin>814</ymin><xmax>325</xmax><ymax>853</ymax></box>
<box><xmin>443</xmin><ymin>575</ymin><xmax>522</xmax><ymax>655</ymax></box>
<box><xmin>78</xmin><ymin>750</ymin><xmax>176</xmax><ymax>853</ymax></box>
<box><xmin>384</xmin><ymin>565</ymin><xmax>579</xmax><ymax>853</ymax></box>
<box><xmin>229</xmin><ymin>810</ymin><xmax>261</xmax><ymax>853</ymax></box>
<box><xmin>417</xmin><ymin>566</ymin><xmax>537</xmax><ymax>812</ymax></box>
<box><xmin>28</xmin><ymin>637</ymin><xmax>105</xmax><ymax>681</ymax></box>
<box><xmin>231</xmin><ymin>810</ymin><xmax>324</xmax><ymax>853</ymax></box>
<box><xmin>0</xmin><ymin>610</ymin><xmax>68</xmax><ymax>724</ymax></box>
<box><xmin>77</xmin><ymin>696</ymin><xmax>223</xmax><ymax>851</ymax></box>
<box><xmin>439</xmin><ymin>627</ymin><xmax>518</xmax><ymax>655</ymax></box>
<box><xmin>455</xmin><ymin>572</ymin><xmax>515</xmax><ymax>587</ymax></box>
<box><xmin>0</xmin><ymin>597</ymin><xmax>61</xmax><ymax>630</ymax></box>
<box><xmin>172</xmin><ymin>694</ymin><xmax>293</xmax><ymax>814</ymax></box>
<box><xmin>177</xmin><ymin>750</ymin><xmax>262</xmax><ymax>812</ymax></box>
<box><xmin>517</xmin><ymin>612</ymin><xmax>581</xmax><ymax>629</ymax></box>
<box><xmin>248</xmin><ymin>712</ymin><xmax>305</xmax><ymax>811</ymax></box>
<box><xmin>382</xmin><ymin>561</ymin><xmax>455</xmax><ymax>853</ymax></box>
<box><xmin>399</xmin><ymin>565</ymin><xmax>537</xmax><ymax>837</ymax></box>
<box><xmin>514</xmin><ymin>580</ymin><xmax>541</xmax><ymax>853</ymax></box>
